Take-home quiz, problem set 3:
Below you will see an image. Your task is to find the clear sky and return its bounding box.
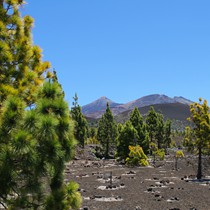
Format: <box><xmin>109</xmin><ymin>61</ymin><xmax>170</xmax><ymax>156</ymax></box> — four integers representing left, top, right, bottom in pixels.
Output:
<box><xmin>23</xmin><ymin>0</ymin><xmax>210</xmax><ymax>106</ymax></box>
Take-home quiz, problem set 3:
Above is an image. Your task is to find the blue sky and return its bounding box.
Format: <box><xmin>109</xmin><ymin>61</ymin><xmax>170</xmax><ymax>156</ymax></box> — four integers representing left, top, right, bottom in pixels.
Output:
<box><xmin>23</xmin><ymin>0</ymin><xmax>210</xmax><ymax>106</ymax></box>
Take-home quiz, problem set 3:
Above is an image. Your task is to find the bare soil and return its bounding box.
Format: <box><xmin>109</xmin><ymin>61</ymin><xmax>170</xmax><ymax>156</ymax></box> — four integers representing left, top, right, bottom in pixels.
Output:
<box><xmin>65</xmin><ymin>150</ymin><xmax>210</xmax><ymax>210</ymax></box>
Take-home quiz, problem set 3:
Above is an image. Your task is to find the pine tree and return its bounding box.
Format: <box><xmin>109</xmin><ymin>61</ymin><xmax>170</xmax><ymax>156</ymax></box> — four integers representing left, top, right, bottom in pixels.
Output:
<box><xmin>164</xmin><ymin>119</ymin><xmax>172</xmax><ymax>150</ymax></box>
<box><xmin>145</xmin><ymin>106</ymin><xmax>158</xmax><ymax>144</ymax></box>
<box><xmin>0</xmin><ymin>0</ymin><xmax>51</xmax><ymax>107</ymax></box>
<box><xmin>97</xmin><ymin>103</ymin><xmax>117</xmax><ymax>158</ymax></box>
<box><xmin>71</xmin><ymin>93</ymin><xmax>88</xmax><ymax>148</ymax></box>
<box><xmin>116</xmin><ymin>120</ymin><xmax>139</xmax><ymax>160</ymax></box>
<box><xmin>187</xmin><ymin>98</ymin><xmax>210</xmax><ymax>179</ymax></box>
<box><xmin>129</xmin><ymin>107</ymin><xmax>149</xmax><ymax>153</ymax></box>
<box><xmin>155</xmin><ymin>113</ymin><xmax>164</xmax><ymax>149</ymax></box>
<box><xmin>0</xmin><ymin>81</ymin><xmax>81</xmax><ymax>209</ymax></box>
<box><xmin>0</xmin><ymin>1</ymin><xmax>81</xmax><ymax>208</ymax></box>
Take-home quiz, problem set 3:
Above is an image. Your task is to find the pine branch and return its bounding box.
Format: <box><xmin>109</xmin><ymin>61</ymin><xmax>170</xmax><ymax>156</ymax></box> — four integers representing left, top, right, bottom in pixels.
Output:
<box><xmin>0</xmin><ymin>201</ymin><xmax>7</xmax><ymax>209</ymax></box>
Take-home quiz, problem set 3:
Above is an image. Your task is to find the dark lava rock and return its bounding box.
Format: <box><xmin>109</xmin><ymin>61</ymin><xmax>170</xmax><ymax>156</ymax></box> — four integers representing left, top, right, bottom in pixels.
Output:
<box><xmin>127</xmin><ymin>170</ymin><xmax>136</xmax><ymax>174</ymax></box>
<box><xmin>147</xmin><ymin>188</ymin><xmax>153</xmax><ymax>192</ymax></box>
<box><xmin>94</xmin><ymin>195</ymin><xmax>103</xmax><ymax>199</ymax></box>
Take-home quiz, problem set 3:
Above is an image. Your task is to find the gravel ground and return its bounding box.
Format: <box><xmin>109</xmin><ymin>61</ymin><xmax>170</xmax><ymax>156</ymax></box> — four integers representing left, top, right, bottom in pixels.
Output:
<box><xmin>65</xmin><ymin>156</ymin><xmax>210</xmax><ymax>210</ymax></box>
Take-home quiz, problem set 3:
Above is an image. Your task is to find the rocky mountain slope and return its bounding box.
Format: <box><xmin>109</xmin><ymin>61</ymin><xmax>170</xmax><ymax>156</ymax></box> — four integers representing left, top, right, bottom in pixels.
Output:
<box><xmin>82</xmin><ymin>94</ymin><xmax>193</xmax><ymax>119</ymax></box>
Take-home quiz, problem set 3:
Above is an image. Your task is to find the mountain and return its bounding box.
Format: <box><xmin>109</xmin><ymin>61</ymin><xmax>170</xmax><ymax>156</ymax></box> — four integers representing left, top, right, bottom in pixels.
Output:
<box><xmin>115</xmin><ymin>102</ymin><xmax>191</xmax><ymax>123</ymax></box>
<box><xmin>82</xmin><ymin>94</ymin><xmax>193</xmax><ymax>119</ymax></box>
<box><xmin>173</xmin><ymin>96</ymin><xmax>193</xmax><ymax>105</ymax></box>
<box><xmin>122</xmin><ymin>94</ymin><xmax>175</xmax><ymax>110</ymax></box>
<box><xmin>85</xmin><ymin>102</ymin><xmax>192</xmax><ymax>131</ymax></box>
<box><xmin>82</xmin><ymin>96</ymin><xmax>126</xmax><ymax>118</ymax></box>
<box><xmin>116</xmin><ymin>102</ymin><xmax>192</xmax><ymax>131</ymax></box>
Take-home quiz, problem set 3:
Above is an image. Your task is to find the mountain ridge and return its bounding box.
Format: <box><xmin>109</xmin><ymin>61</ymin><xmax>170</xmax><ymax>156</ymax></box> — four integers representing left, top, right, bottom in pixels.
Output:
<box><xmin>82</xmin><ymin>94</ymin><xmax>193</xmax><ymax>119</ymax></box>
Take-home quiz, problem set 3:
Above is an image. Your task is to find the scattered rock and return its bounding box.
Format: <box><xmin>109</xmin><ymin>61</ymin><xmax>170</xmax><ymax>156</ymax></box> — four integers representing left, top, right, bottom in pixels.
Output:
<box><xmin>167</xmin><ymin>197</ymin><xmax>179</xmax><ymax>202</ymax></box>
<box><xmin>147</xmin><ymin>188</ymin><xmax>153</xmax><ymax>192</ymax></box>
<box><xmin>127</xmin><ymin>170</ymin><xmax>136</xmax><ymax>175</ymax></box>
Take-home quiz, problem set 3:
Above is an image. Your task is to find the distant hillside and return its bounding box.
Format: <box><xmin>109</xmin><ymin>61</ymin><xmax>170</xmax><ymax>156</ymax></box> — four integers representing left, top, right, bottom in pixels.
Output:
<box><xmin>82</xmin><ymin>96</ymin><xmax>126</xmax><ymax>118</ymax></box>
<box><xmin>122</xmin><ymin>94</ymin><xmax>175</xmax><ymax>110</ymax></box>
<box><xmin>115</xmin><ymin>102</ymin><xmax>190</xmax><ymax>122</ymax></box>
<box><xmin>86</xmin><ymin>102</ymin><xmax>192</xmax><ymax>131</ymax></box>
<box><xmin>82</xmin><ymin>94</ymin><xmax>193</xmax><ymax>119</ymax></box>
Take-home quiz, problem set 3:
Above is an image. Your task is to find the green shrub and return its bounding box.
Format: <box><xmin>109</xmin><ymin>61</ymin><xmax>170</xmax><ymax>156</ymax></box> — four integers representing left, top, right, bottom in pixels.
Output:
<box><xmin>126</xmin><ymin>145</ymin><xmax>149</xmax><ymax>166</ymax></box>
<box><xmin>155</xmin><ymin>149</ymin><xmax>165</xmax><ymax>160</ymax></box>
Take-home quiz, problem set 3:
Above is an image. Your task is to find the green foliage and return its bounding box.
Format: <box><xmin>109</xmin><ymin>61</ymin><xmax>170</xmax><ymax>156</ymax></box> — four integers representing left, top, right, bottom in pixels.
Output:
<box><xmin>71</xmin><ymin>93</ymin><xmax>88</xmax><ymax>148</ymax></box>
<box><xmin>129</xmin><ymin>107</ymin><xmax>149</xmax><ymax>153</ymax></box>
<box><xmin>0</xmin><ymin>81</ymin><xmax>80</xmax><ymax>209</ymax></box>
<box><xmin>86</xmin><ymin>136</ymin><xmax>100</xmax><ymax>145</ymax></box>
<box><xmin>116</xmin><ymin>121</ymin><xmax>139</xmax><ymax>160</ymax></box>
<box><xmin>186</xmin><ymin>98</ymin><xmax>210</xmax><ymax>179</ymax></box>
<box><xmin>126</xmin><ymin>145</ymin><xmax>149</xmax><ymax>166</ymax></box>
<box><xmin>183</xmin><ymin>126</ymin><xmax>195</xmax><ymax>151</ymax></box>
<box><xmin>0</xmin><ymin>1</ymin><xmax>81</xmax><ymax>209</ymax></box>
<box><xmin>155</xmin><ymin>113</ymin><xmax>164</xmax><ymax>149</ymax></box>
<box><xmin>154</xmin><ymin>149</ymin><xmax>165</xmax><ymax>161</ymax></box>
<box><xmin>164</xmin><ymin>119</ymin><xmax>172</xmax><ymax>148</ymax></box>
<box><xmin>97</xmin><ymin>103</ymin><xmax>118</xmax><ymax>158</ymax></box>
<box><xmin>146</xmin><ymin>106</ymin><xmax>158</xmax><ymax>143</ymax></box>
<box><xmin>46</xmin><ymin>181</ymin><xmax>82</xmax><ymax>210</ymax></box>
<box><xmin>149</xmin><ymin>142</ymin><xmax>158</xmax><ymax>153</ymax></box>
<box><xmin>175</xmin><ymin>150</ymin><xmax>184</xmax><ymax>158</ymax></box>
<box><xmin>0</xmin><ymin>0</ymin><xmax>52</xmax><ymax>107</ymax></box>
<box><xmin>145</xmin><ymin>107</ymin><xmax>172</xmax><ymax>152</ymax></box>
<box><xmin>175</xmin><ymin>150</ymin><xmax>184</xmax><ymax>170</ymax></box>
<box><xmin>149</xmin><ymin>142</ymin><xmax>165</xmax><ymax>162</ymax></box>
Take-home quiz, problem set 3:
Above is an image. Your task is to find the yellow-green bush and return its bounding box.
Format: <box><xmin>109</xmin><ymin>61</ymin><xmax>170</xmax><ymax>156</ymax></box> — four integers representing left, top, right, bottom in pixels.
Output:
<box><xmin>175</xmin><ymin>150</ymin><xmax>184</xmax><ymax>158</ymax></box>
<box><xmin>154</xmin><ymin>149</ymin><xmax>165</xmax><ymax>160</ymax></box>
<box><xmin>126</xmin><ymin>145</ymin><xmax>149</xmax><ymax>166</ymax></box>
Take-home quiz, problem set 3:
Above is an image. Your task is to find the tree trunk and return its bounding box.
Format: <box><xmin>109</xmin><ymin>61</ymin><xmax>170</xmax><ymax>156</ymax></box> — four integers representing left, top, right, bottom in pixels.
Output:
<box><xmin>175</xmin><ymin>157</ymin><xmax>178</xmax><ymax>171</ymax></box>
<box><xmin>105</xmin><ymin>138</ymin><xmax>109</xmax><ymax>159</ymax></box>
<box><xmin>197</xmin><ymin>146</ymin><xmax>202</xmax><ymax>179</ymax></box>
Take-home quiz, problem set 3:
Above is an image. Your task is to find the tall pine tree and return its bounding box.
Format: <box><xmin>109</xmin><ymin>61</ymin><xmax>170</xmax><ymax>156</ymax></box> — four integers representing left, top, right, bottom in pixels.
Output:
<box><xmin>0</xmin><ymin>1</ymin><xmax>81</xmax><ymax>208</ymax></box>
<box><xmin>116</xmin><ymin>120</ymin><xmax>139</xmax><ymax>160</ymax></box>
<box><xmin>97</xmin><ymin>103</ymin><xmax>117</xmax><ymax>158</ymax></box>
<box><xmin>71</xmin><ymin>93</ymin><xmax>88</xmax><ymax>148</ymax></box>
<box><xmin>155</xmin><ymin>113</ymin><xmax>164</xmax><ymax>149</ymax></box>
<box><xmin>145</xmin><ymin>106</ymin><xmax>158</xmax><ymax>144</ymax></box>
<box><xmin>0</xmin><ymin>81</ymin><xmax>81</xmax><ymax>209</ymax></box>
<box><xmin>129</xmin><ymin>107</ymin><xmax>149</xmax><ymax>153</ymax></box>
<box><xmin>187</xmin><ymin>98</ymin><xmax>210</xmax><ymax>179</ymax></box>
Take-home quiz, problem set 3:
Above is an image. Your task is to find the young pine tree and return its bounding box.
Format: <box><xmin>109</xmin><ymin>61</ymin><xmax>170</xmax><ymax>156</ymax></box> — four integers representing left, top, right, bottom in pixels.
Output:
<box><xmin>71</xmin><ymin>93</ymin><xmax>88</xmax><ymax>148</ymax></box>
<box><xmin>187</xmin><ymin>98</ymin><xmax>210</xmax><ymax>179</ymax></box>
<box><xmin>155</xmin><ymin>113</ymin><xmax>164</xmax><ymax>149</ymax></box>
<box><xmin>116</xmin><ymin>120</ymin><xmax>139</xmax><ymax>160</ymax></box>
<box><xmin>97</xmin><ymin>103</ymin><xmax>117</xmax><ymax>158</ymax></box>
<box><xmin>164</xmin><ymin>119</ymin><xmax>172</xmax><ymax>150</ymax></box>
<box><xmin>129</xmin><ymin>107</ymin><xmax>149</xmax><ymax>153</ymax></box>
<box><xmin>145</xmin><ymin>106</ymin><xmax>158</xmax><ymax>144</ymax></box>
<box><xmin>0</xmin><ymin>81</ymin><xmax>81</xmax><ymax>209</ymax></box>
